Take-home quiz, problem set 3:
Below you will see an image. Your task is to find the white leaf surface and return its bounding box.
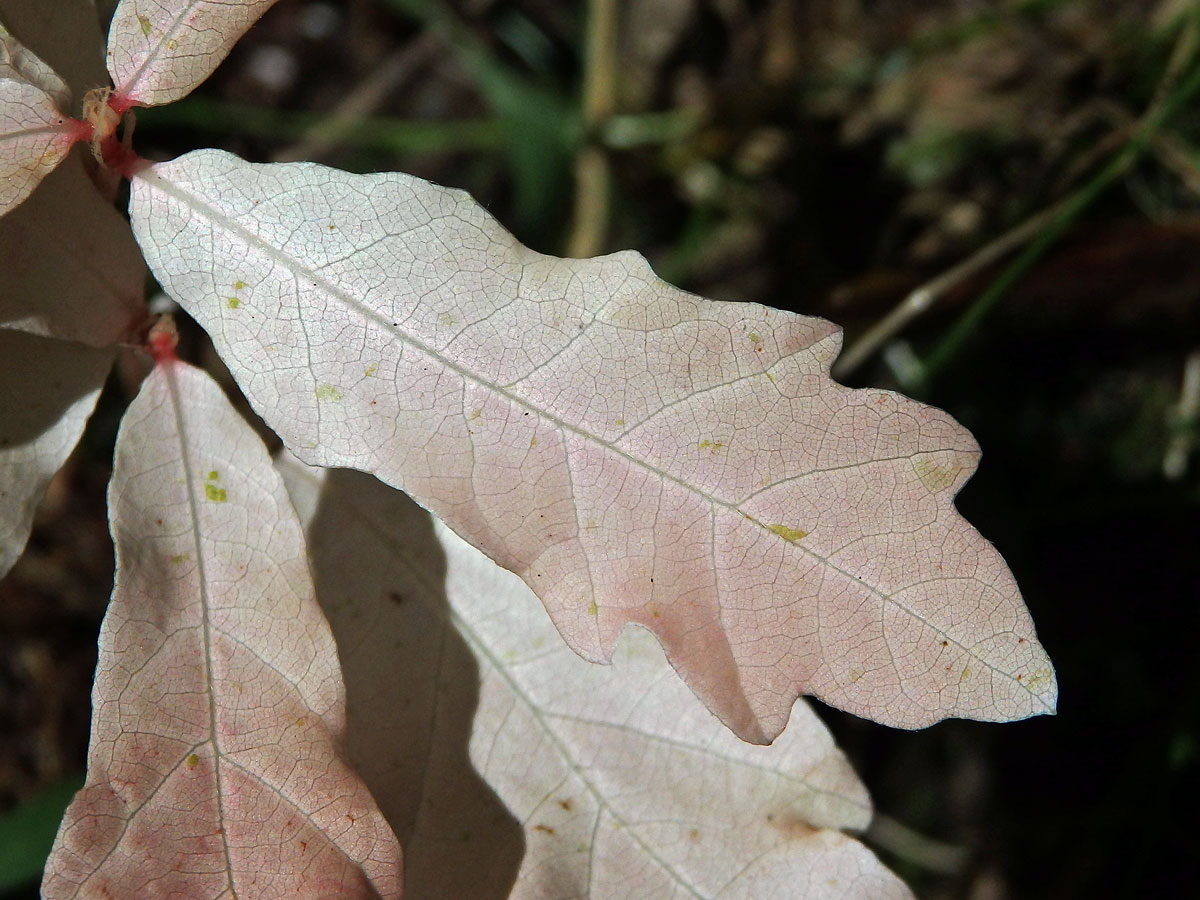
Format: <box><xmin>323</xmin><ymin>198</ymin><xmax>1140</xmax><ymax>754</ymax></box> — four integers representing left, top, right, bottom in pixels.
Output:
<box><xmin>0</xmin><ymin>330</ymin><xmax>111</xmax><ymax>580</ymax></box>
<box><xmin>107</xmin><ymin>0</ymin><xmax>281</xmax><ymax>107</ymax></box>
<box><xmin>130</xmin><ymin>148</ymin><xmax>1057</xmax><ymax>744</ymax></box>
<box><xmin>0</xmin><ymin>17</ymin><xmax>71</xmax><ymax>108</ymax></box>
<box><xmin>0</xmin><ymin>76</ymin><xmax>77</xmax><ymax>215</ymax></box>
<box><xmin>276</xmin><ymin>456</ymin><xmax>522</xmax><ymax>900</ymax></box>
<box><xmin>43</xmin><ymin>360</ymin><xmax>402</xmax><ymax>900</ymax></box>
<box><xmin>277</xmin><ymin>458</ymin><xmax>913</xmax><ymax>900</ymax></box>
<box><xmin>0</xmin><ymin>148</ymin><xmax>146</xmax><ymax>345</ymax></box>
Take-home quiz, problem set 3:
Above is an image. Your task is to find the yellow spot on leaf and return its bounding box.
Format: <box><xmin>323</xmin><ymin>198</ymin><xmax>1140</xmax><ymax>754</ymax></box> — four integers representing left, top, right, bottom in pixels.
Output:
<box><xmin>960</xmin><ymin>666</ymin><xmax>971</xmax><ymax>682</ymax></box>
<box><xmin>913</xmin><ymin>457</ymin><xmax>961</xmax><ymax>493</ymax></box>
<box><xmin>748</xmin><ymin>332</ymin><xmax>760</xmax><ymax>343</ymax></box>
<box><xmin>186</xmin><ymin>753</ymin><xmax>199</xmax><ymax>768</ymax></box>
<box><xmin>439</xmin><ymin>312</ymin><xmax>458</xmax><ymax>328</ymax></box>
<box><xmin>315</xmin><ymin>384</ymin><xmax>342</xmax><ymax>402</ymax></box>
<box><xmin>468</xmin><ymin>408</ymin><xmax>482</xmax><ymax>421</ymax></box>
<box><xmin>169</xmin><ymin>553</ymin><xmax>190</xmax><ymax>565</ymax></box>
<box><xmin>364</xmin><ymin>363</ymin><xmax>378</xmax><ymax>376</ymax></box>
<box><xmin>587</xmin><ymin>601</ymin><xmax>598</xmax><ymax>616</ymax></box>
<box><xmin>226</xmin><ymin>297</ymin><xmax>240</xmax><ymax>309</ymax></box>
<box><xmin>849</xmin><ymin>668</ymin><xmax>864</xmax><ymax>682</ymax></box>
<box><xmin>768</xmin><ymin>523</ymin><xmax>808</xmax><ymax>543</ymax></box>
<box><xmin>166</xmin><ymin>39</ymin><xmax>177</xmax><ymax>50</ymax></box>
<box><xmin>234</xmin><ymin>280</ymin><xmax>246</xmax><ymax>290</ymax></box>
<box><xmin>207</xmin><ymin>471</ymin><xmax>219</xmax><ymax>481</ymax></box>
<box><xmin>205</xmin><ymin>484</ymin><xmax>227</xmax><ymax>503</ymax></box>
<box><xmin>138</xmin><ymin>14</ymin><xmax>151</xmax><ymax>34</ymax></box>
<box><xmin>698</xmin><ymin>439</ymin><xmax>725</xmax><ymax>451</ymax></box>
<box><xmin>614</xmin><ymin>418</ymin><xmax>625</xmax><ymax>427</ymax></box>
<box><xmin>530</xmin><ymin>435</ymin><xmax>539</xmax><ymax>448</ymax></box>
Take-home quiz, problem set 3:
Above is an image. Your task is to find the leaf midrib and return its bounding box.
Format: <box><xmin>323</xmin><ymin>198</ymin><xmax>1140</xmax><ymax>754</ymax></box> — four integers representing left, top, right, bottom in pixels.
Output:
<box><xmin>137</xmin><ymin>157</ymin><xmax>1043</xmax><ymax>709</ymax></box>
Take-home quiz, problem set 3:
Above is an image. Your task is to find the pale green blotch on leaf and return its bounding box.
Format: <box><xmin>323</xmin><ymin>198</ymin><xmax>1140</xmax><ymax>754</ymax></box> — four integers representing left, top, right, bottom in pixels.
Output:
<box><xmin>1025</xmin><ymin>668</ymin><xmax>1054</xmax><ymax>691</ymax></box>
<box><xmin>768</xmin><ymin>523</ymin><xmax>808</xmax><ymax>543</ymax></box>
<box><xmin>137</xmin><ymin>14</ymin><xmax>151</xmax><ymax>34</ymax></box>
<box><xmin>226</xmin><ymin>297</ymin><xmax>240</xmax><ymax>309</ymax></box>
<box><xmin>204</xmin><ymin>470</ymin><xmax>226</xmax><ymax>503</ymax></box>
<box><xmin>315</xmin><ymin>384</ymin><xmax>342</xmax><ymax>402</ymax></box>
<box><xmin>912</xmin><ymin>457</ymin><xmax>961</xmax><ymax>493</ymax></box>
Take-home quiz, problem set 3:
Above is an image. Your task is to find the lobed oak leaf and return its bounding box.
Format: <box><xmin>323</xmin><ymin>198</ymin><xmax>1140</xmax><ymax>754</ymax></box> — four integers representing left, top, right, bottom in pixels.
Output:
<box><xmin>42</xmin><ymin>359</ymin><xmax>402</xmax><ymax>900</ymax></box>
<box><xmin>0</xmin><ymin>330</ymin><xmax>111</xmax><ymax>580</ymax></box>
<box><xmin>129</xmin><ymin>148</ymin><xmax>1057</xmax><ymax>743</ymax></box>
<box><xmin>276</xmin><ymin>458</ymin><xmax>914</xmax><ymax>900</ymax></box>
<box><xmin>106</xmin><ymin>0</ymin><xmax>282</xmax><ymax>108</ymax></box>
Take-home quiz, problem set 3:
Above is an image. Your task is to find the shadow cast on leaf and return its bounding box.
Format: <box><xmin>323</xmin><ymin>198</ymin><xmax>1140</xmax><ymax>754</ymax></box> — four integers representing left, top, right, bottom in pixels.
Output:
<box><xmin>0</xmin><ymin>330</ymin><xmax>110</xmax><ymax>449</ymax></box>
<box><xmin>306</xmin><ymin>468</ymin><xmax>523</xmax><ymax>900</ymax></box>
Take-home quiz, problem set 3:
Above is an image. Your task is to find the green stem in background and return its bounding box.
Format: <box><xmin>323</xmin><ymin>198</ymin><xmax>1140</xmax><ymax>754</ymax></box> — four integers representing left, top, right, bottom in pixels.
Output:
<box><xmin>603</xmin><ymin>109</ymin><xmax>699</xmax><ymax>149</ymax></box>
<box><xmin>139</xmin><ymin>95</ymin><xmax>696</xmax><ymax>158</ymax></box>
<box><xmin>380</xmin><ymin>0</ymin><xmax>577</xmax><ymax>239</ymax></box>
<box><xmin>379</xmin><ymin>0</ymin><xmax>527</xmax><ymax>104</ymax></box>
<box><xmin>137</xmin><ymin>97</ymin><xmax>506</xmax><ymax>155</ymax></box>
<box><xmin>566</xmin><ymin>0</ymin><xmax>620</xmax><ymax>258</ymax></box>
<box><xmin>917</xmin><ymin>57</ymin><xmax>1200</xmax><ymax>388</ymax></box>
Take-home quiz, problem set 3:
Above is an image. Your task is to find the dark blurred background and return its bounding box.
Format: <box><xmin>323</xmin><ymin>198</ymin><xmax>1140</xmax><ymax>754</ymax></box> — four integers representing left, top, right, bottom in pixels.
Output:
<box><xmin>3</xmin><ymin>1</ymin><xmax>1199</xmax><ymax>897</ymax></box>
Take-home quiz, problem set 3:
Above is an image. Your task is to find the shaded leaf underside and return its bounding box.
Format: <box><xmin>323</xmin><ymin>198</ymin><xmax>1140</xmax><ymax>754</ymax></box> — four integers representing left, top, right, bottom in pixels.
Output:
<box><xmin>279</xmin><ymin>459</ymin><xmax>914</xmax><ymax>899</ymax></box>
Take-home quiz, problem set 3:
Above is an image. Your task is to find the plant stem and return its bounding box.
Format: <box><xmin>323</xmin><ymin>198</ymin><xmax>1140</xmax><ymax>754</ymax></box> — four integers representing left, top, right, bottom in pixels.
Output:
<box><xmin>272</xmin><ymin>37</ymin><xmax>439</xmax><ymax>163</ymax></box>
<box><xmin>566</xmin><ymin>0</ymin><xmax>620</xmax><ymax>258</ymax></box>
<box><xmin>832</xmin><ymin>198</ymin><xmax>1066</xmax><ymax>382</ymax></box>
<box><xmin>137</xmin><ymin>98</ymin><xmax>506</xmax><ymax>154</ymax></box>
<box><xmin>838</xmin><ymin>10</ymin><xmax>1200</xmax><ymax>386</ymax></box>
<box><xmin>1163</xmin><ymin>349</ymin><xmax>1200</xmax><ymax>481</ymax></box>
<box><xmin>918</xmin><ymin>59</ymin><xmax>1200</xmax><ymax>385</ymax></box>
